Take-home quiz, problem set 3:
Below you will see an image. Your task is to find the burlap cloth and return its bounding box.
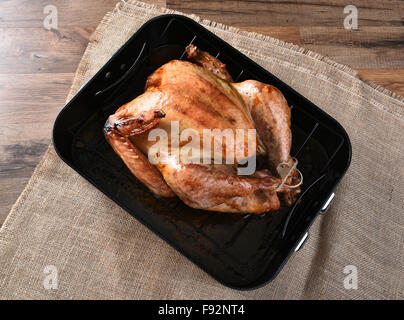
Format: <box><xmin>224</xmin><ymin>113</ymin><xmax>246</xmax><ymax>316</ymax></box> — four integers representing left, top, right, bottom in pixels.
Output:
<box><xmin>0</xmin><ymin>1</ymin><xmax>403</xmax><ymax>300</ymax></box>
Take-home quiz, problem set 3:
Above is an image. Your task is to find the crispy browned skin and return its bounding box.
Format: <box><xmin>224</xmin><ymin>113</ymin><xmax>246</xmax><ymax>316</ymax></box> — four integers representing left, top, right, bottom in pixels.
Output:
<box><xmin>232</xmin><ymin>81</ymin><xmax>301</xmax><ymax>205</ymax></box>
<box><xmin>104</xmin><ymin>45</ymin><xmax>300</xmax><ymax>213</ymax></box>
<box><xmin>103</xmin><ymin>92</ymin><xmax>175</xmax><ymax>198</ymax></box>
<box><xmin>186</xmin><ymin>44</ymin><xmax>234</xmax><ymax>82</ymax></box>
<box><xmin>232</xmin><ymin>81</ymin><xmax>292</xmax><ymax>168</ymax></box>
<box><xmin>160</xmin><ymin>163</ymin><xmax>287</xmax><ymax>210</ymax></box>
<box><xmin>143</xmin><ymin>59</ymin><xmax>266</xmax><ymax>162</ymax></box>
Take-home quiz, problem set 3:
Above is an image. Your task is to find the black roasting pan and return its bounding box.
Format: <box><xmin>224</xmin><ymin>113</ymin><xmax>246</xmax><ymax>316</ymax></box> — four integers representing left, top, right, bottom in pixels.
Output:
<box><xmin>53</xmin><ymin>15</ymin><xmax>352</xmax><ymax>290</ymax></box>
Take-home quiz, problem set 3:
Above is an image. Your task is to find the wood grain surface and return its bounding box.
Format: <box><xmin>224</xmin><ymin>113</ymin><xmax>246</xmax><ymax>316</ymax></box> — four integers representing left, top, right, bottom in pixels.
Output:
<box><xmin>0</xmin><ymin>0</ymin><xmax>403</xmax><ymax>225</ymax></box>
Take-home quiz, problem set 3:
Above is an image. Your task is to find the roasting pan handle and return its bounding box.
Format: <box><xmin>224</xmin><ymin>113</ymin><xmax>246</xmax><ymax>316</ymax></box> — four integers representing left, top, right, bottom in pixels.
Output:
<box><xmin>281</xmin><ymin>173</ymin><xmax>326</xmax><ymax>238</ymax></box>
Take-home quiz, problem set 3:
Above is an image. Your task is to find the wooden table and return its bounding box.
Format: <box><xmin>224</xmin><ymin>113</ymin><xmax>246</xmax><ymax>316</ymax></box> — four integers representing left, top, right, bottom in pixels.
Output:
<box><xmin>0</xmin><ymin>0</ymin><xmax>403</xmax><ymax>225</ymax></box>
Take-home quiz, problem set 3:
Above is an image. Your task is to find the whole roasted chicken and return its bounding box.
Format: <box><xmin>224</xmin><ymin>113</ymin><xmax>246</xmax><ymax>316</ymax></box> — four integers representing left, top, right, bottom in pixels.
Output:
<box><xmin>104</xmin><ymin>45</ymin><xmax>301</xmax><ymax>213</ymax></box>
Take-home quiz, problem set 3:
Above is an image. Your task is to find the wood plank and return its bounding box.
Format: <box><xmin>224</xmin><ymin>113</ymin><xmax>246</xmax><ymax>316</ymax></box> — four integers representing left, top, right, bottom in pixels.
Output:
<box><xmin>0</xmin><ymin>73</ymin><xmax>73</xmax><ymax>143</ymax></box>
<box><xmin>167</xmin><ymin>0</ymin><xmax>404</xmax><ymax>27</ymax></box>
<box><xmin>0</xmin><ymin>0</ymin><xmax>166</xmax><ymax>28</ymax></box>
<box><xmin>0</xmin><ymin>139</ymin><xmax>49</xmax><ymax>224</ymax></box>
<box><xmin>0</xmin><ymin>0</ymin><xmax>117</xmax><ymax>28</ymax></box>
<box><xmin>0</xmin><ymin>27</ymin><xmax>94</xmax><ymax>73</ymax></box>
<box><xmin>0</xmin><ymin>73</ymin><xmax>74</xmax><ymax>221</ymax></box>
<box><xmin>239</xmin><ymin>26</ymin><xmax>301</xmax><ymax>45</ymax></box>
<box><xmin>300</xmin><ymin>26</ymin><xmax>404</xmax><ymax>69</ymax></box>
<box><xmin>357</xmin><ymin>69</ymin><xmax>404</xmax><ymax>96</ymax></box>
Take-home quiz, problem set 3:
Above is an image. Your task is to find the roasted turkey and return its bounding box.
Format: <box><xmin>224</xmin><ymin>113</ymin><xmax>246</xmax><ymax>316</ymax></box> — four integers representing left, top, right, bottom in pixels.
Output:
<box><xmin>104</xmin><ymin>45</ymin><xmax>301</xmax><ymax>213</ymax></box>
